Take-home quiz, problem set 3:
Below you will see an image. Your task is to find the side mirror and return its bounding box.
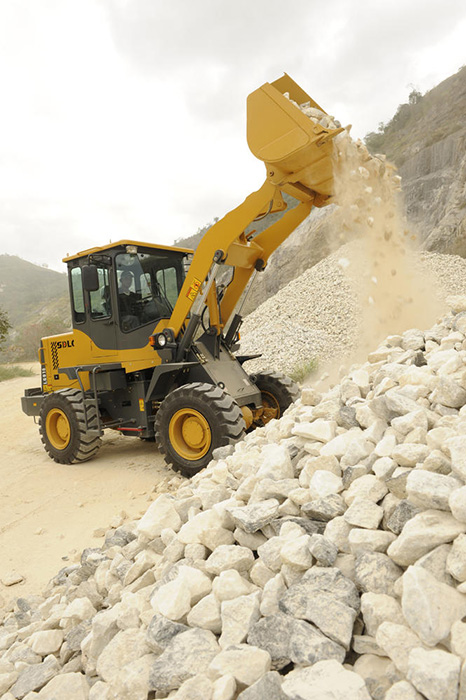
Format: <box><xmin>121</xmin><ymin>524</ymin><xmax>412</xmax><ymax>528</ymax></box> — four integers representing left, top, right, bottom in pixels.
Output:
<box><xmin>82</xmin><ymin>264</ymin><xmax>100</xmax><ymax>292</ymax></box>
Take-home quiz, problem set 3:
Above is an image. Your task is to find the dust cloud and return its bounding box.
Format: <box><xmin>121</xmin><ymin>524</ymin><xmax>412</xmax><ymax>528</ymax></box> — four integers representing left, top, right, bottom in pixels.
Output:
<box><xmin>331</xmin><ymin>130</ymin><xmax>445</xmax><ymax>363</ymax></box>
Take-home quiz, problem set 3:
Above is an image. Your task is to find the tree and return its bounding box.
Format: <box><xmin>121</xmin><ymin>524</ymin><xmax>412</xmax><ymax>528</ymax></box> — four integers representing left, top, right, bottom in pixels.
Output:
<box><xmin>0</xmin><ymin>307</ymin><xmax>11</xmax><ymax>350</ymax></box>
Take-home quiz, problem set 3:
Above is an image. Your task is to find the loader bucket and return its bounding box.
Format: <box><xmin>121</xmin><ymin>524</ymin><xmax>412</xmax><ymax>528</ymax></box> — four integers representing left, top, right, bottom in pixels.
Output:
<box><xmin>247</xmin><ymin>74</ymin><xmax>343</xmax><ymax>202</ymax></box>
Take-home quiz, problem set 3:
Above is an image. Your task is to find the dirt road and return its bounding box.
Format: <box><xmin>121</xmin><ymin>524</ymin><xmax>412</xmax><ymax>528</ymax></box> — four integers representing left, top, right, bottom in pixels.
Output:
<box><xmin>0</xmin><ymin>366</ymin><xmax>183</xmax><ymax>608</ymax></box>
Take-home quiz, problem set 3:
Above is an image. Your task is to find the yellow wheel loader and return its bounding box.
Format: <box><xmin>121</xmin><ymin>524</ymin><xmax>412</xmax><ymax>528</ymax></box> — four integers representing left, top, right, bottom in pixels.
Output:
<box><xmin>22</xmin><ymin>74</ymin><xmax>343</xmax><ymax>476</ymax></box>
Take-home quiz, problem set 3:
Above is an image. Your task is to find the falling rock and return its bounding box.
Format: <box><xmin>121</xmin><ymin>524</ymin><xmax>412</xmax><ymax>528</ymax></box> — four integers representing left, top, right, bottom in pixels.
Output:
<box><xmin>281</xmin><ymin>660</ymin><xmax>371</xmax><ymax>700</ymax></box>
<box><xmin>354</xmin><ymin>551</ymin><xmax>402</xmax><ymax>596</ymax></box>
<box><xmin>208</xmin><ymin>644</ymin><xmax>271</xmax><ymax>687</ymax></box>
<box><xmin>28</xmin><ymin>630</ymin><xmax>64</xmax><ymax>656</ymax></box>
<box><xmin>10</xmin><ymin>656</ymin><xmax>60</xmax><ymax>699</ymax></box>
<box><xmin>247</xmin><ymin>612</ymin><xmax>345</xmax><ymax>669</ymax></box>
<box><xmin>401</xmin><ymin>566</ymin><xmax>466</xmax><ymax>646</ymax></box>
<box><xmin>149</xmin><ymin>628</ymin><xmax>220</xmax><ymax>693</ymax></box>
<box><xmin>279</xmin><ymin>567</ymin><xmax>359</xmax><ymax>649</ymax></box>
<box><xmin>236</xmin><ymin>671</ymin><xmax>286</xmax><ymax>700</ymax></box>
<box><xmin>406</xmin><ymin>471</ymin><xmax>462</xmax><ymax>511</ymax></box>
<box><xmin>446</xmin><ymin>436</ymin><xmax>466</xmax><ymax>481</ymax></box>
<box><xmin>344</xmin><ymin>497</ymin><xmax>383</xmax><ymax>529</ymax></box>
<box><xmin>407</xmin><ymin>647</ymin><xmax>461</xmax><ymax>700</ymax></box>
<box><xmin>136</xmin><ymin>494</ymin><xmax>181</xmax><ymax>541</ymax></box>
<box><xmin>387</xmin><ymin>510</ymin><xmax>466</xmax><ymax>566</ymax></box>
<box><xmin>227</xmin><ymin>500</ymin><xmax>280</xmax><ymax>534</ymax></box>
<box><xmin>375</xmin><ymin>622</ymin><xmax>425</xmax><ymax>675</ymax></box>
<box><xmin>219</xmin><ymin>591</ymin><xmax>261</xmax><ymax>648</ymax></box>
<box><xmin>360</xmin><ymin>592</ymin><xmax>405</xmax><ymax>637</ymax></box>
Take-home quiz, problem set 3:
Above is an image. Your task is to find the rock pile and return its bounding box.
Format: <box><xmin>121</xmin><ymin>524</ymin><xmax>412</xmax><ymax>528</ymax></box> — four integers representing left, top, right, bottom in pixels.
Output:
<box><xmin>3</xmin><ymin>303</ymin><xmax>466</xmax><ymax>698</ymax></box>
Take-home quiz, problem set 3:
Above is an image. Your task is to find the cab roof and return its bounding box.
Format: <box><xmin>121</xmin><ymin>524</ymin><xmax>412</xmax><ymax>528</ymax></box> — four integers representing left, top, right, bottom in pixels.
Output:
<box><xmin>62</xmin><ymin>239</ymin><xmax>194</xmax><ymax>263</ymax></box>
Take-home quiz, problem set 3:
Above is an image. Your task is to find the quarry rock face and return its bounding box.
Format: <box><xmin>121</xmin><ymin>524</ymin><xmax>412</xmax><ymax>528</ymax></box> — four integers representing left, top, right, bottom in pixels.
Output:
<box><xmin>3</xmin><ymin>306</ymin><xmax>466</xmax><ymax>698</ymax></box>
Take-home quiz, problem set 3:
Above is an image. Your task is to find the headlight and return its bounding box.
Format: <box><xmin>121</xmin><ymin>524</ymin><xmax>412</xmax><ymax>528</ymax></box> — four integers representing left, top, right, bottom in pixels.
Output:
<box><xmin>156</xmin><ymin>333</ymin><xmax>167</xmax><ymax>348</ymax></box>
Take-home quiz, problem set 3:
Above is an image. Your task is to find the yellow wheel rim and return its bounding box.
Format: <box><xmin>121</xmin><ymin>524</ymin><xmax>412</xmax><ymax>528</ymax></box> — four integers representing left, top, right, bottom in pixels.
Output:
<box><xmin>46</xmin><ymin>408</ymin><xmax>71</xmax><ymax>450</ymax></box>
<box><xmin>169</xmin><ymin>408</ymin><xmax>211</xmax><ymax>461</ymax></box>
<box><xmin>260</xmin><ymin>390</ymin><xmax>280</xmax><ymax>424</ymax></box>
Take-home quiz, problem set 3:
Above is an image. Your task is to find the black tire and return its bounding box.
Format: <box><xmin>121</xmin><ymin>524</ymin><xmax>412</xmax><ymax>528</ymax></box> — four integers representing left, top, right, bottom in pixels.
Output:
<box><xmin>155</xmin><ymin>382</ymin><xmax>245</xmax><ymax>476</ymax></box>
<box><xmin>39</xmin><ymin>389</ymin><xmax>102</xmax><ymax>464</ymax></box>
<box><xmin>250</xmin><ymin>371</ymin><xmax>300</xmax><ymax>428</ymax></box>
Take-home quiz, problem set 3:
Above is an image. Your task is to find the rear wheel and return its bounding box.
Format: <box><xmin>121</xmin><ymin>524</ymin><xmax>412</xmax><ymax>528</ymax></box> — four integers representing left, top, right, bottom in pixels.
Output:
<box><xmin>39</xmin><ymin>389</ymin><xmax>102</xmax><ymax>464</ymax></box>
<box><xmin>155</xmin><ymin>382</ymin><xmax>245</xmax><ymax>476</ymax></box>
<box><xmin>250</xmin><ymin>371</ymin><xmax>300</xmax><ymax>428</ymax></box>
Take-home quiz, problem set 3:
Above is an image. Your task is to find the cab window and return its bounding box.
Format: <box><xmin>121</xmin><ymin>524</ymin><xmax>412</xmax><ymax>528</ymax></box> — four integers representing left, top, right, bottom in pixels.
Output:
<box><xmin>70</xmin><ymin>267</ymin><xmax>85</xmax><ymax>324</ymax></box>
<box><xmin>90</xmin><ymin>267</ymin><xmax>112</xmax><ymax>320</ymax></box>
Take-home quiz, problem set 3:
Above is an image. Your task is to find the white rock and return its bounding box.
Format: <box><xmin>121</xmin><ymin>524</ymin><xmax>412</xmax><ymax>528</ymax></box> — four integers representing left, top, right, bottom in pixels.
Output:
<box><xmin>255</xmin><ymin>444</ymin><xmax>294</xmax><ymax>480</ymax></box>
<box><xmin>178</xmin><ymin>509</ymin><xmax>234</xmax><ymax>548</ymax></box>
<box><xmin>309</xmin><ymin>470</ymin><xmax>343</xmax><ymax>499</ymax></box>
<box><xmin>406</xmin><ymin>470</ymin><xmax>462</xmax><ymax>511</ymax></box>
<box><xmin>36</xmin><ymin>672</ymin><xmax>89</xmax><ymax>699</ymax></box>
<box><xmin>324</xmin><ymin>517</ymin><xmax>352</xmax><ymax>553</ymax></box>
<box><xmin>387</xmin><ymin>510</ymin><xmax>466</xmax><ymax>566</ymax></box>
<box><xmin>451</xmin><ymin>620</ymin><xmax>466</xmax><ymax>659</ymax></box>
<box><xmin>392</xmin><ymin>411</ymin><xmax>429</xmax><ymax>436</ymax></box>
<box><xmin>208</xmin><ymin>644</ymin><xmax>271</xmax><ymax>687</ymax></box>
<box><xmin>447</xmin><ymin>534</ymin><xmax>466</xmax><ymax>582</ymax></box>
<box><xmin>449</xmin><ymin>486</ymin><xmax>466</xmax><ymax>522</ymax></box>
<box><xmin>28</xmin><ymin>630</ymin><xmax>64</xmax><ymax>655</ymax></box>
<box><xmin>344</xmin><ymin>498</ymin><xmax>383</xmax><ymax>529</ymax></box>
<box><xmin>348</xmin><ymin>528</ymin><xmax>396</xmax><ymax>554</ymax></box>
<box><xmin>61</xmin><ymin>597</ymin><xmax>97</xmax><ymax>623</ymax></box>
<box><xmin>384</xmin><ymin>680</ymin><xmax>424</xmax><ymax>699</ymax></box>
<box><xmin>96</xmin><ymin>629</ymin><xmax>149</xmax><ymax>684</ymax></box>
<box><xmin>407</xmin><ymin>647</ymin><xmax>461</xmax><ymax>700</ymax></box>
<box><xmin>344</xmin><ymin>475</ymin><xmax>388</xmax><ymax>506</ymax></box>
<box><xmin>187</xmin><ymin>594</ymin><xmax>222</xmax><ymax>634</ymax></box>
<box><xmin>172</xmin><ymin>673</ymin><xmax>213</xmax><ymax>700</ymax></box>
<box><xmin>205</xmin><ymin>545</ymin><xmax>254</xmax><ymax>575</ymax></box>
<box><xmin>280</xmin><ymin>535</ymin><xmax>314</xmax><ymax>570</ymax></box>
<box><xmin>137</xmin><ymin>494</ymin><xmax>181</xmax><ymax>541</ymax></box>
<box><xmin>447</xmin><ymin>436</ymin><xmax>466</xmax><ymax>481</ymax></box>
<box><xmin>360</xmin><ymin>592</ymin><xmax>405</xmax><ymax>636</ymax></box>
<box><xmin>401</xmin><ymin>566</ymin><xmax>466</xmax><ymax>646</ymax></box>
<box><xmin>281</xmin><ymin>659</ymin><xmax>371</xmax><ymax>699</ymax></box>
<box><xmin>219</xmin><ymin>591</ymin><xmax>261</xmax><ymax>648</ymax></box>
<box><xmin>212</xmin><ymin>569</ymin><xmax>257</xmax><ymax>602</ymax></box>
<box><xmin>212</xmin><ymin>674</ymin><xmax>236</xmax><ymax>700</ymax></box>
<box><xmin>260</xmin><ymin>573</ymin><xmax>287</xmax><ymax>616</ymax></box>
<box><xmin>391</xmin><ymin>444</ymin><xmax>429</xmax><ymax>467</ymax></box>
<box><xmin>375</xmin><ymin>622</ymin><xmax>425</xmax><ymax>675</ymax></box>
<box><xmin>292</xmin><ymin>419</ymin><xmax>336</xmax><ymax>442</ymax></box>
<box><xmin>151</xmin><ymin>578</ymin><xmax>191</xmax><ymax>620</ymax></box>
<box><xmin>320</xmin><ymin>428</ymin><xmax>364</xmax><ymax>457</ymax></box>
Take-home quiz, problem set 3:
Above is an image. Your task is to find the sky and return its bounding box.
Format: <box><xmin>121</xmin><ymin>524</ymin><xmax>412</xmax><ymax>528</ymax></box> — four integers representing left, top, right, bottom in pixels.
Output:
<box><xmin>0</xmin><ymin>0</ymin><xmax>465</xmax><ymax>272</ymax></box>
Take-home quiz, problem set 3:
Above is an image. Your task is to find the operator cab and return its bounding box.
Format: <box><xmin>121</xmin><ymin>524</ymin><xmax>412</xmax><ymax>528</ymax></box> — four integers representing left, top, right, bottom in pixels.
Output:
<box><xmin>65</xmin><ymin>241</ymin><xmax>192</xmax><ymax>351</ymax></box>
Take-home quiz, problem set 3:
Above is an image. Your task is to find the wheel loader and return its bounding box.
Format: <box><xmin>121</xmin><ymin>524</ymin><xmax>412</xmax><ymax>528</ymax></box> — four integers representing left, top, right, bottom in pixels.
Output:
<box><xmin>21</xmin><ymin>74</ymin><xmax>343</xmax><ymax>476</ymax></box>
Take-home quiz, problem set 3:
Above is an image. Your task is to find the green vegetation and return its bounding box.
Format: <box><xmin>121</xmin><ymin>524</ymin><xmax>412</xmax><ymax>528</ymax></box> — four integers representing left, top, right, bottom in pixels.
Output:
<box><xmin>290</xmin><ymin>357</ymin><xmax>318</xmax><ymax>384</ymax></box>
<box><xmin>0</xmin><ymin>307</ymin><xmax>11</xmax><ymax>350</ymax></box>
<box><xmin>0</xmin><ymin>365</ymin><xmax>34</xmax><ymax>382</ymax></box>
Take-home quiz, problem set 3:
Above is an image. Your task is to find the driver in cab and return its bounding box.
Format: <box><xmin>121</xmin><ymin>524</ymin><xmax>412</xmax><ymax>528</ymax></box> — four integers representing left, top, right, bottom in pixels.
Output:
<box><xmin>118</xmin><ymin>270</ymin><xmax>140</xmax><ymax>329</ymax></box>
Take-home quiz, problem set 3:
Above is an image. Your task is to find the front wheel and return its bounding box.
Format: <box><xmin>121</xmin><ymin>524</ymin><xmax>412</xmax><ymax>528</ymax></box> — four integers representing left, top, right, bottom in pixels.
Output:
<box><xmin>250</xmin><ymin>371</ymin><xmax>300</xmax><ymax>428</ymax></box>
<box><xmin>155</xmin><ymin>382</ymin><xmax>245</xmax><ymax>476</ymax></box>
<box><xmin>39</xmin><ymin>389</ymin><xmax>102</xmax><ymax>464</ymax></box>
